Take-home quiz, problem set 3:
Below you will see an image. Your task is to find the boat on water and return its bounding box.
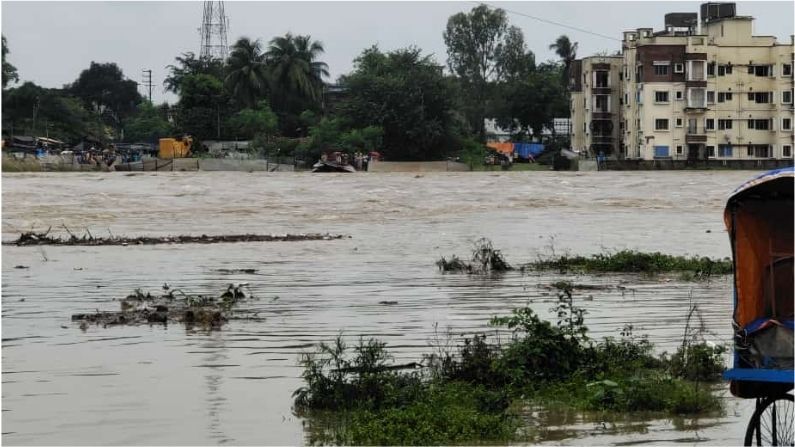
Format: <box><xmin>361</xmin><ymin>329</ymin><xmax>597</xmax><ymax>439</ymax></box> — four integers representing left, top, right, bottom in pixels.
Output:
<box><xmin>311</xmin><ymin>160</ymin><xmax>356</xmax><ymax>173</ymax></box>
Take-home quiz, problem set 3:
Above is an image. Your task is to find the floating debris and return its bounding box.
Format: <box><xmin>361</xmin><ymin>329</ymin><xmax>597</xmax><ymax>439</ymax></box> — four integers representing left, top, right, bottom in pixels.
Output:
<box><xmin>70</xmin><ymin>284</ymin><xmax>253</xmax><ymax>330</ymax></box>
<box><xmin>216</xmin><ymin>268</ymin><xmax>258</xmax><ymax>274</ymax></box>
<box><xmin>13</xmin><ymin>265</ymin><xmax>29</xmax><ymax>269</ymax></box>
<box><xmin>13</xmin><ymin>227</ymin><xmax>348</xmax><ymax>247</ymax></box>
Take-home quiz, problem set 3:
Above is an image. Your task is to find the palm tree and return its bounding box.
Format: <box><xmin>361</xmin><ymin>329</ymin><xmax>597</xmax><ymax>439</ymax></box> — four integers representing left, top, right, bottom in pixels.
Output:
<box><xmin>265</xmin><ymin>33</ymin><xmax>329</xmax><ymax>105</ymax></box>
<box><xmin>225</xmin><ymin>37</ymin><xmax>269</xmax><ymax>109</ymax></box>
<box><xmin>549</xmin><ymin>35</ymin><xmax>578</xmax><ymax>86</ymax></box>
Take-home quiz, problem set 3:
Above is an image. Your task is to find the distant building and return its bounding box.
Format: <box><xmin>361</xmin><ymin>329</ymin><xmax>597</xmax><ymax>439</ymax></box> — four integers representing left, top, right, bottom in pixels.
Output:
<box><xmin>569</xmin><ymin>56</ymin><xmax>623</xmax><ymax>156</ymax></box>
<box><xmin>571</xmin><ymin>2</ymin><xmax>794</xmax><ymax>161</ymax></box>
<box><xmin>485</xmin><ymin>118</ymin><xmax>572</xmax><ymax>142</ymax></box>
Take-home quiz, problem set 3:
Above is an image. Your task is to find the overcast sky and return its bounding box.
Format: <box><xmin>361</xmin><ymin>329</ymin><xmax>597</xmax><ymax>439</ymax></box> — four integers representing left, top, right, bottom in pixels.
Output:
<box><xmin>2</xmin><ymin>1</ymin><xmax>793</xmax><ymax>104</ymax></box>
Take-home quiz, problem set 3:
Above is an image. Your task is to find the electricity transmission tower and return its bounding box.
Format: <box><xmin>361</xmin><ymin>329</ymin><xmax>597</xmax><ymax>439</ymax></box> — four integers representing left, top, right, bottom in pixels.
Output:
<box><xmin>199</xmin><ymin>1</ymin><xmax>229</xmax><ymax>61</ymax></box>
<box><xmin>141</xmin><ymin>69</ymin><xmax>153</xmax><ymax>103</ymax></box>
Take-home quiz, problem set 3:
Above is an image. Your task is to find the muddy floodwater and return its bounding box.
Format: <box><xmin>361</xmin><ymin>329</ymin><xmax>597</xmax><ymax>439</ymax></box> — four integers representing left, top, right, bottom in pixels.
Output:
<box><xmin>2</xmin><ymin>171</ymin><xmax>759</xmax><ymax>445</ymax></box>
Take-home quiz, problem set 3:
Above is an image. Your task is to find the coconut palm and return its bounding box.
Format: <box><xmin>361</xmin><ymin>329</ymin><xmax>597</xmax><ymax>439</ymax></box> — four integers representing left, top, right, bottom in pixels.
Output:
<box><xmin>225</xmin><ymin>37</ymin><xmax>269</xmax><ymax>108</ymax></box>
<box><xmin>549</xmin><ymin>35</ymin><xmax>578</xmax><ymax>85</ymax></box>
<box><xmin>265</xmin><ymin>33</ymin><xmax>329</xmax><ymax>105</ymax></box>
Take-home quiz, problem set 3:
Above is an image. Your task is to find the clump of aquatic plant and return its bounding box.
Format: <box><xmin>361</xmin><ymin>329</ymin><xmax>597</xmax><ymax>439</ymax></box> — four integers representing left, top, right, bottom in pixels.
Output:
<box><xmin>436</xmin><ymin>238</ymin><xmax>513</xmax><ymax>274</ymax></box>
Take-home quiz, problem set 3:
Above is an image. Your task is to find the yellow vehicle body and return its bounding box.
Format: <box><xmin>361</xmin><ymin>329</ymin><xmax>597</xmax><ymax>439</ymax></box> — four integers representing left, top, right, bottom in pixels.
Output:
<box><xmin>158</xmin><ymin>137</ymin><xmax>193</xmax><ymax>159</ymax></box>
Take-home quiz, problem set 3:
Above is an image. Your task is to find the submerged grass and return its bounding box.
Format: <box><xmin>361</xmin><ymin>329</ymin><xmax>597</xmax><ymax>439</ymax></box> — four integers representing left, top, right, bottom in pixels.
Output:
<box><xmin>524</xmin><ymin>249</ymin><xmax>732</xmax><ymax>277</ymax></box>
<box><xmin>295</xmin><ymin>283</ymin><xmax>725</xmax><ymax>445</ymax></box>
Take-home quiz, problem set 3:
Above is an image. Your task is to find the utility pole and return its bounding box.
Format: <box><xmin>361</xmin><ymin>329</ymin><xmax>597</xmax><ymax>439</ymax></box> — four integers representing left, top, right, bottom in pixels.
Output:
<box><xmin>142</xmin><ymin>69</ymin><xmax>154</xmax><ymax>103</ymax></box>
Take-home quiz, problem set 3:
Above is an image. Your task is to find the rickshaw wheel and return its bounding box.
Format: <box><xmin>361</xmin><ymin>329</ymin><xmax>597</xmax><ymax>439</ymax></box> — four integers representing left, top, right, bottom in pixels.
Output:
<box><xmin>744</xmin><ymin>393</ymin><xmax>794</xmax><ymax>446</ymax></box>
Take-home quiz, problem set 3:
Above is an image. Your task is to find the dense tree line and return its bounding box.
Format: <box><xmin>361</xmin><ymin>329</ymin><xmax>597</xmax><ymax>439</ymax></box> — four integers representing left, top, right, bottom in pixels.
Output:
<box><xmin>1</xmin><ymin>5</ymin><xmax>575</xmax><ymax>160</ymax></box>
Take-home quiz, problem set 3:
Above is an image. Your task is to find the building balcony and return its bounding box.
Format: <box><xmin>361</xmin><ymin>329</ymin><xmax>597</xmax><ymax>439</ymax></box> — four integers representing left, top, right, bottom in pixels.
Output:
<box><xmin>686</xmin><ymin>134</ymin><xmax>707</xmax><ymax>143</ymax></box>
<box><xmin>592</xmin><ymin>112</ymin><xmax>613</xmax><ymax>119</ymax></box>
<box><xmin>592</xmin><ymin>87</ymin><xmax>612</xmax><ymax>94</ymax></box>
<box><xmin>592</xmin><ymin>134</ymin><xmax>613</xmax><ymax>143</ymax></box>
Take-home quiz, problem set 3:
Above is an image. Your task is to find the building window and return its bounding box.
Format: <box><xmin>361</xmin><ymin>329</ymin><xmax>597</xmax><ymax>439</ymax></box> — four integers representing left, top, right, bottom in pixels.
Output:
<box><xmin>675</xmin><ymin>118</ymin><xmax>683</xmax><ymax>127</ymax></box>
<box><xmin>624</xmin><ymin>93</ymin><xmax>629</xmax><ymax>105</ymax></box>
<box><xmin>705</xmin><ymin>119</ymin><xmax>715</xmax><ymax>130</ymax></box>
<box><xmin>653</xmin><ymin>64</ymin><xmax>669</xmax><ymax>76</ymax></box>
<box><xmin>748</xmin><ymin>65</ymin><xmax>774</xmax><ymax>77</ymax></box>
<box><xmin>655</xmin><ymin>91</ymin><xmax>669</xmax><ymax>103</ymax></box>
<box><xmin>718</xmin><ymin>119</ymin><xmax>733</xmax><ymax>130</ymax></box>
<box><xmin>718</xmin><ymin>64</ymin><xmax>733</xmax><ymax>76</ymax></box>
<box><xmin>718</xmin><ymin>92</ymin><xmax>733</xmax><ymax>102</ymax></box>
<box><xmin>747</xmin><ymin>92</ymin><xmax>773</xmax><ymax>104</ymax></box>
<box><xmin>707</xmin><ymin>91</ymin><xmax>715</xmax><ymax>103</ymax></box>
<box><xmin>783</xmin><ymin>90</ymin><xmax>793</xmax><ymax>104</ymax></box>
<box><xmin>783</xmin><ymin>118</ymin><xmax>792</xmax><ymax>131</ymax></box>
<box><xmin>653</xmin><ymin>145</ymin><xmax>670</xmax><ymax>158</ymax></box>
<box><xmin>718</xmin><ymin>144</ymin><xmax>733</xmax><ymax>157</ymax></box>
<box><xmin>676</xmin><ymin>145</ymin><xmax>683</xmax><ymax>155</ymax></box>
<box><xmin>784</xmin><ymin>64</ymin><xmax>793</xmax><ymax>76</ymax></box>
<box><xmin>707</xmin><ymin>146</ymin><xmax>715</xmax><ymax>157</ymax></box>
<box><xmin>707</xmin><ymin>62</ymin><xmax>715</xmax><ymax>76</ymax></box>
<box><xmin>676</xmin><ymin>91</ymin><xmax>683</xmax><ymax>100</ymax></box>
<box><xmin>688</xmin><ymin>88</ymin><xmax>706</xmax><ymax>108</ymax></box>
<box><xmin>595</xmin><ymin>71</ymin><xmax>609</xmax><ymax>88</ymax></box>
<box><xmin>748</xmin><ymin>144</ymin><xmax>772</xmax><ymax>158</ymax></box>
<box><xmin>674</xmin><ymin>63</ymin><xmax>684</xmax><ymax>73</ymax></box>
<box><xmin>595</xmin><ymin>95</ymin><xmax>610</xmax><ymax>112</ymax></box>
<box><xmin>655</xmin><ymin>119</ymin><xmax>669</xmax><ymax>130</ymax></box>
<box><xmin>747</xmin><ymin>119</ymin><xmax>773</xmax><ymax>130</ymax></box>
<box><xmin>784</xmin><ymin>145</ymin><xmax>792</xmax><ymax>157</ymax></box>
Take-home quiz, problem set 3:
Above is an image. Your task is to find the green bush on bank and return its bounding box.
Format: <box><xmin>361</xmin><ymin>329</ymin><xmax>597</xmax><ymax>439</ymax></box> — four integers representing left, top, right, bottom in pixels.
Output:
<box><xmin>294</xmin><ymin>283</ymin><xmax>725</xmax><ymax>445</ymax></box>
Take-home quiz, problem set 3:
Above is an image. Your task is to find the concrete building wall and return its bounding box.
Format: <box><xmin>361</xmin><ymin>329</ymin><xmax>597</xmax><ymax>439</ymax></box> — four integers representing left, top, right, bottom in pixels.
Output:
<box><xmin>609</xmin><ymin>7</ymin><xmax>794</xmax><ymax>161</ymax></box>
<box><xmin>569</xmin><ymin>56</ymin><xmax>623</xmax><ymax>156</ymax></box>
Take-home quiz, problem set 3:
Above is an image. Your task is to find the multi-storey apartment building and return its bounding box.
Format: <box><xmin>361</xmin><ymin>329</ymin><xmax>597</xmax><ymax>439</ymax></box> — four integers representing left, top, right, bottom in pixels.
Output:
<box><xmin>572</xmin><ymin>2</ymin><xmax>794</xmax><ymax>161</ymax></box>
<box><xmin>570</xmin><ymin>56</ymin><xmax>623</xmax><ymax>156</ymax></box>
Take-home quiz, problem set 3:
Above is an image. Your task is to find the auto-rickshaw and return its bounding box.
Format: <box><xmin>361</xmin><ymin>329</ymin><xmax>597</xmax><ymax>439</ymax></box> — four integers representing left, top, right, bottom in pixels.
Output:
<box><xmin>722</xmin><ymin>166</ymin><xmax>794</xmax><ymax>446</ymax></box>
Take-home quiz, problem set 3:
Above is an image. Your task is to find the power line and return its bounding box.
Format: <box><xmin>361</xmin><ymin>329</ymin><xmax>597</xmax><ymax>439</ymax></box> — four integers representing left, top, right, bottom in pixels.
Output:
<box><xmin>474</xmin><ymin>1</ymin><xmax>622</xmax><ymax>42</ymax></box>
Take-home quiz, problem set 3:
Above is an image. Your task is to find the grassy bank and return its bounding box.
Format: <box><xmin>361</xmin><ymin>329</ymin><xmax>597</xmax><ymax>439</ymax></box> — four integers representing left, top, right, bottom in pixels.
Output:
<box><xmin>294</xmin><ymin>283</ymin><xmax>725</xmax><ymax>445</ymax></box>
<box><xmin>2</xmin><ymin>156</ymin><xmax>41</xmax><ymax>172</ymax></box>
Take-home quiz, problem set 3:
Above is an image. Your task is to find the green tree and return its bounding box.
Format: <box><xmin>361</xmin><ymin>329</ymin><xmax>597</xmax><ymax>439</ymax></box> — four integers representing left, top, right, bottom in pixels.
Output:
<box><xmin>338</xmin><ymin>46</ymin><xmax>457</xmax><ymax>161</ymax></box>
<box><xmin>444</xmin><ymin>5</ymin><xmax>525</xmax><ymax>140</ymax></box>
<box><xmin>67</xmin><ymin>62</ymin><xmax>142</xmax><ymax>135</ymax></box>
<box><xmin>173</xmin><ymin>73</ymin><xmax>230</xmax><ymax>140</ymax></box>
<box><xmin>124</xmin><ymin>102</ymin><xmax>173</xmax><ymax>142</ymax></box>
<box><xmin>225</xmin><ymin>38</ymin><xmax>269</xmax><ymax>109</ymax></box>
<box><xmin>265</xmin><ymin>33</ymin><xmax>329</xmax><ymax>135</ymax></box>
<box><xmin>227</xmin><ymin>100</ymin><xmax>278</xmax><ymax>139</ymax></box>
<box><xmin>2</xmin><ymin>35</ymin><xmax>19</xmax><ymax>89</ymax></box>
<box><xmin>339</xmin><ymin>126</ymin><xmax>383</xmax><ymax>153</ymax></box>
<box><xmin>549</xmin><ymin>35</ymin><xmax>578</xmax><ymax>84</ymax></box>
<box><xmin>496</xmin><ymin>26</ymin><xmax>535</xmax><ymax>82</ymax></box>
<box><xmin>491</xmin><ymin>62</ymin><xmax>568</xmax><ymax>139</ymax></box>
<box><xmin>164</xmin><ymin>52</ymin><xmax>225</xmax><ymax>95</ymax></box>
<box><xmin>2</xmin><ymin>82</ymin><xmax>106</xmax><ymax>143</ymax></box>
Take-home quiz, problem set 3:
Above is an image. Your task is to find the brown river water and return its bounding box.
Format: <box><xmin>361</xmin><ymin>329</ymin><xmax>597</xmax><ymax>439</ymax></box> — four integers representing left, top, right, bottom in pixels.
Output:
<box><xmin>1</xmin><ymin>171</ymin><xmax>760</xmax><ymax>445</ymax></box>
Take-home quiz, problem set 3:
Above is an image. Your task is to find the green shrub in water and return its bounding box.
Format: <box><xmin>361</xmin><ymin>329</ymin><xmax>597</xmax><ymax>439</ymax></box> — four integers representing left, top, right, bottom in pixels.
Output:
<box><xmin>669</xmin><ymin>341</ymin><xmax>726</xmax><ymax>382</ymax></box>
